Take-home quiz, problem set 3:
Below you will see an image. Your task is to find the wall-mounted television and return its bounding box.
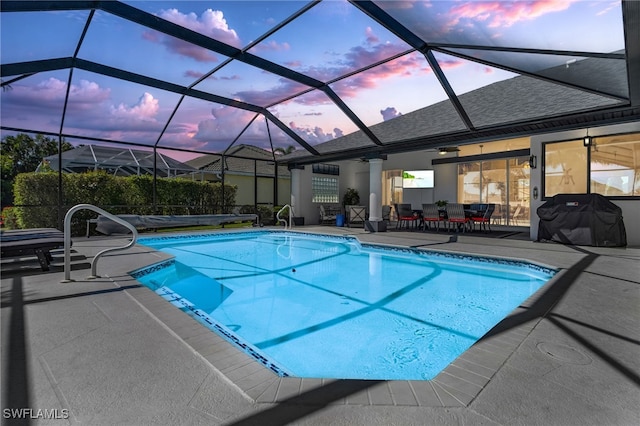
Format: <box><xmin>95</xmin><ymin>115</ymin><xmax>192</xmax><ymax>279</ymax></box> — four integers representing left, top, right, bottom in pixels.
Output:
<box><xmin>402</xmin><ymin>170</ymin><xmax>434</xmax><ymax>188</ymax></box>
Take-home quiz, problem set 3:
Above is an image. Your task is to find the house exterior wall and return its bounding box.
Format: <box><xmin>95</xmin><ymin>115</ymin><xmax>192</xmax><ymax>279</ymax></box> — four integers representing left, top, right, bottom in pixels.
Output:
<box><xmin>295</xmin><ymin>122</ymin><xmax>639</xmax><ymax>247</ymax></box>
<box><xmin>529</xmin><ymin>121</ymin><xmax>640</xmax><ymax>246</ymax></box>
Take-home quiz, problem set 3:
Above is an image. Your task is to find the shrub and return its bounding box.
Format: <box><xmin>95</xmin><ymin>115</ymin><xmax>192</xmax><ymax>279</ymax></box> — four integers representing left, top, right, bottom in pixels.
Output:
<box><xmin>12</xmin><ymin>171</ymin><xmax>237</xmax><ymax>236</ymax></box>
<box><xmin>1</xmin><ymin>206</ymin><xmax>19</xmax><ymax>229</ymax></box>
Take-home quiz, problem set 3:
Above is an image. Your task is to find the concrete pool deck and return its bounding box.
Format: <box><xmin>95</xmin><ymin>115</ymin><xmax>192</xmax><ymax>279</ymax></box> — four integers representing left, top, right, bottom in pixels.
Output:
<box><xmin>2</xmin><ymin>226</ymin><xmax>639</xmax><ymax>425</ymax></box>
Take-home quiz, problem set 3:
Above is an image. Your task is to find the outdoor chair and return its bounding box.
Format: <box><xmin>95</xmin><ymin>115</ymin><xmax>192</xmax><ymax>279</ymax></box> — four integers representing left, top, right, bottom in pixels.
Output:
<box><xmin>347</xmin><ymin>206</ymin><xmax>367</xmax><ymax>227</ymax></box>
<box><xmin>396</xmin><ymin>203</ymin><xmax>419</xmax><ymax>230</ymax></box>
<box><xmin>445</xmin><ymin>203</ymin><xmax>470</xmax><ymax>232</ymax></box>
<box><xmin>319</xmin><ymin>205</ymin><xmax>338</xmax><ymax>225</ymax></box>
<box><xmin>381</xmin><ymin>205</ymin><xmax>391</xmax><ymax>224</ymax></box>
<box><xmin>421</xmin><ymin>203</ymin><xmax>443</xmax><ymax>232</ymax></box>
<box><xmin>471</xmin><ymin>203</ymin><xmax>495</xmax><ymax>232</ymax></box>
<box><xmin>1</xmin><ymin>228</ymin><xmax>67</xmax><ymax>271</ymax></box>
<box><xmin>491</xmin><ymin>204</ymin><xmax>505</xmax><ymax>225</ymax></box>
<box><xmin>510</xmin><ymin>206</ymin><xmax>523</xmax><ymax>226</ymax></box>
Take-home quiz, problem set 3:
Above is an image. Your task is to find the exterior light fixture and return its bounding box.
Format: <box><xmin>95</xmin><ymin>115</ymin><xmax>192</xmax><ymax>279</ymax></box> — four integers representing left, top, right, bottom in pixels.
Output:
<box><xmin>583</xmin><ymin>128</ymin><xmax>591</xmax><ymax>146</ymax></box>
<box><xmin>528</xmin><ymin>155</ymin><xmax>537</xmax><ymax>169</ymax></box>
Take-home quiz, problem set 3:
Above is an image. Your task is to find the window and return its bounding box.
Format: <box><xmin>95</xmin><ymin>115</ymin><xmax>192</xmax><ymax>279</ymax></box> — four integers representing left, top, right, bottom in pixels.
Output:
<box><xmin>312</xmin><ymin>163</ymin><xmax>339</xmax><ymax>175</ymax></box>
<box><xmin>312</xmin><ymin>176</ymin><xmax>339</xmax><ymax>203</ymax></box>
<box><xmin>543</xmin><ymin>132</ymin><xmax>639</xmax><ymax>198</ymax></box>
<box><xmin>590</xmin><ymin>133</ymin><xmax>640</xmax><ymax>196</ymax></box>
<box><xmin>544</xmin><ymin>139</ymin><xmax>588</xmax><ymax>198</ymax></box>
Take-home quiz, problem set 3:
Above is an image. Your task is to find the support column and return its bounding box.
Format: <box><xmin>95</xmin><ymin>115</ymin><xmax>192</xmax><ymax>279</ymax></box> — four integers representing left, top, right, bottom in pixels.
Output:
<box><xmin>290</xmin><ymin>167</ymin><xmax>302</xmax><ymax>217</ymax></box>
<box><xmin>368</xmin><ymin>158</ymin><xmax>383</xmax><ymax>221</ymax></box>
<box><xmin>365</xmin><ymin>158</ymin><xmax>385</xmax><ymax>232</ymax></box>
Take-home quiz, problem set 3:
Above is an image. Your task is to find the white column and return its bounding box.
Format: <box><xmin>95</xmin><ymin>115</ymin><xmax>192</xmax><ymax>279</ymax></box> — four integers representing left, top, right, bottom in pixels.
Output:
<box><xmin>368</xmin><ymin>158</ymin><xmax>383</xmax><ymax>222</ymax></box>
<box><xmin>290</xmin><ymin>168</ymin><xmax>301</xmax><ymax>217</ymax></box>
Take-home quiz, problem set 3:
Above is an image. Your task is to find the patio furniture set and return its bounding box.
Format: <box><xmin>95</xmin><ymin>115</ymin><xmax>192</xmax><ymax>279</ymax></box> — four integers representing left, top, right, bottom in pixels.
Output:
<box><xmin>395</xmin><ymin>203</ymin><xmax>497</xmax><ymax>233</ymax></box>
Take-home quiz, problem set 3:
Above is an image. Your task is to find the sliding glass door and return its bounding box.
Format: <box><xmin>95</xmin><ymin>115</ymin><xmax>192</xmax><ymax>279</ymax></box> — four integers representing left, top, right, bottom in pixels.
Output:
<box><xmin>457</xmin><ymin>156</ymin><xmax>530</xmax><ymax>226</ymax></box>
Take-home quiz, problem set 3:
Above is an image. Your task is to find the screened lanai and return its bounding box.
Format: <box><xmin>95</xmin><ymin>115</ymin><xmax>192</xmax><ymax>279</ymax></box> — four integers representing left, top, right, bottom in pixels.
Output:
<box><xmin>39</xmin><ymin>145</ymin><xmax>198</xmax><ymax>177</ymax></box>
<box><xmin>1</xmin><ymin>0</ymin><xmax>639</xmax><ymax>222</ymax></box>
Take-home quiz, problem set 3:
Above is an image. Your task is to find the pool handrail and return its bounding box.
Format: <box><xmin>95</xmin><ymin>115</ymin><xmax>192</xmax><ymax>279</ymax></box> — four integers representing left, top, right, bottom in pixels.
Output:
<box><xmin>276</xmin><ymin>204</ymin><xmax>294</xmax><ymax>229</ymax></box>
<box><xmin>63</xmin><ymin>204</ymin><xmax>138</xmax><ymax>282</ymax></box>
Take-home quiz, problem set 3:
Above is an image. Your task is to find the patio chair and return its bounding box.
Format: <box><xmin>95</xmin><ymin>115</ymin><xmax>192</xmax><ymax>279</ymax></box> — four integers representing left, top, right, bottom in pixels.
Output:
<box><xmin>381</xmin><ymin>205</ymin><xmax>391</xmax><ymax>224</ymax></box>
<box><xmin>1</xmin><ymin>228</ymin><xmax>66</xmax><ymax>271</ymax></box>
<box><xmin>396</xmin><ymin>204</ymin><xmax>419</xmax><ymax>230</ymax></box>
<box><xmin>471</xmin><ymin>203</ymin><xmax>495</xmax><ymax>232</ymax></box>
<box><xmin>510</xmin><ymin>205</ymin><xmax>523</xmax><ymax>226</ymax></box>
<box><xmin>445</xmin><ymin>203</ymin><xmax>470</xmax><ymax>232</ymax></box>
<box><xmin>319</xmin><ymin>205</ymin><xmax>337</xmax><ymax>225</ymax></box>
<box><xmin>422</xmin><ymin>203</ymin><xmax>443</xmax><ymax>232</ymax></box>
<box><xmin>491</xmin><ymin>204</ymin><xmax>505</xmax><ymax>225</ymax></box>
<box><xmin>347</xmin><ymin>205</ymin><xmax>367</xmax><ymax>227</ymax></box>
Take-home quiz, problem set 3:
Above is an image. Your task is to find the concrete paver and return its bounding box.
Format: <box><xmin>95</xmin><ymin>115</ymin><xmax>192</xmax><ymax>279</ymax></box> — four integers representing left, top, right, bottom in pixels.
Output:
<box><xmin>2</xmin><ymin>226</ymin><xmax>639</xmax><ymax>425</ymax></box>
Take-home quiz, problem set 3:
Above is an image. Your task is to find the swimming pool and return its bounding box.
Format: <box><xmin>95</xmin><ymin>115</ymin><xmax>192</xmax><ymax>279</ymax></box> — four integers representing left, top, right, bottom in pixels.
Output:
<box><xmin>132</xmin><ymin>231</ymin><xmax>556</xmax><ymax>380</ymax></box>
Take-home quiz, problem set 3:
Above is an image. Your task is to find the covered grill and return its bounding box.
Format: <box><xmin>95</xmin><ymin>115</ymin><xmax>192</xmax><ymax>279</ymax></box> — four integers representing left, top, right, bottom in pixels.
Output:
<box><xmin>537</xmin><ymin>194</ymin><xmax>626</xmax><ymax>247</ymax></box>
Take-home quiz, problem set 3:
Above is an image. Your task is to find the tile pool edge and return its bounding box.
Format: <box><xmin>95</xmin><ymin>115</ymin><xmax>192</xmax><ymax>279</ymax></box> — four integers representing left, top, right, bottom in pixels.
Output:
<box><xmin>122</xmin><ymin>231</ymin><xmax>559</xmax><ymax>407</ymax></box>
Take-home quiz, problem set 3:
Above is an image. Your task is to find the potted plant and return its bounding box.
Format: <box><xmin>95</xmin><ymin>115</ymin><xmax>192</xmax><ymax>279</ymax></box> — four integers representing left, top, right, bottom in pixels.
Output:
<box><xmin>342</xmin><ymin>188</ymin><xmax>360</xmax><ymax>209</ymax></box>
<box><xmin>435</xmin><ymin>200</ymin><xmax>448</xmax><ymax>209</ymax></box>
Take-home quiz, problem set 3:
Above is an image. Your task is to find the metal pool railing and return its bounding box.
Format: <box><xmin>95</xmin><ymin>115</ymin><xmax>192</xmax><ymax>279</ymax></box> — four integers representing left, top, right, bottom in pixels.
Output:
<box><xmin>63</xmin><ymin>204</ymin><xmax>138</xmax><ymax>282</ymax></box>
<box><xmin>276</xmin><ymin>204</ymin><xmax>294</xmax><ymax>229</ymax></box>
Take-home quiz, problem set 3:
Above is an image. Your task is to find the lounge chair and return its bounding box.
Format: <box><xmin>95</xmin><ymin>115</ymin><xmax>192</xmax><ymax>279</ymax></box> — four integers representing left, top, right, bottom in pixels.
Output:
<box><xmin>1</xmin><ymin>228</ymin><xmax>66</xmax><ymax>271</ymax></box>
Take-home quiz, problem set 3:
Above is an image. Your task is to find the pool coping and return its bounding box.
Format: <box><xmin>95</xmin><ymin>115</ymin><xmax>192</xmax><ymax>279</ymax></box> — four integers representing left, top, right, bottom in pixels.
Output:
<box><xmin>121</xmin><ymin>229</ymin><xmax>560</xmax><ymax>407</ymax></box>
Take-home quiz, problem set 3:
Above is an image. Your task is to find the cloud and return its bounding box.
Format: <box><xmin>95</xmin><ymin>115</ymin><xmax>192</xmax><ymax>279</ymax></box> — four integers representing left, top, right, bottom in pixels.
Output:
<box><xmin>252</xmin><ymin>40</ymin><xmax>291</xmax><ymax>53</ymax></box>
<box><xmin>234</xmin><ymin>79</ymin><xmax>310</xmax><ymax>106</ymax></box>
<box><xmin>331</xmin><ymin>51</ymin><xmax>425</xmax><ymax>98</ymax></box>
<box><xmin>143</xmin><ymin>8</ymin><xmax>243</xmax><ymax>62</ymax></box>
<box><xmin>192</xmin><ymin>105</ymin><xmax>256</xmax><ymax>142</ymax></box>
<box><xmin>234</xmin><ymin>28</ymin><xmax>419</xmax><ymax>106</ymax></box>
<box><xmin>380</xmin><ymin>107</ymin><xmax>402</xmax><ymax>121</ymax></box>
<box><xmin>185</xmin><ymin>70</ymin><xmax>205</xmax><ymax>79</ymax></box>
<box><xmin>110</xmin><ymin>92</ymin><xmax>159</xmax><ymax>119</ymax></box>
<box><xmin>289</xmin><ymin>121</ymin><xmax>342</xmax><ymax>145</ymax></box>
<box><xmin>2</xmin><ymin>77</ymin><xmax>110</xmax><ymax>111</ymax></box>
<box><xmin>446</xmin><ymin>1</ymin><xmax>574</xmax><ymax>30</ymax></box>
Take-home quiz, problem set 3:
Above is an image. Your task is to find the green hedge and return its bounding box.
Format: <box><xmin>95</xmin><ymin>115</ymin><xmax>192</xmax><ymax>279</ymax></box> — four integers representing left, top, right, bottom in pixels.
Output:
<box><xmin>13</xmin><ymin>172</ymin><xmax>237</xmax><ymax>235</ymax></box>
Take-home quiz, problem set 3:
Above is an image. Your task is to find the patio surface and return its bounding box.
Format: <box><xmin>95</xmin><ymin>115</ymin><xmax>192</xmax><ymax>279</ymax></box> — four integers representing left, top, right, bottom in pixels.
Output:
<box><xmin>2</xmin><ymin>225</ymin><xmax>639</xmax><ymax>425</ymax></box>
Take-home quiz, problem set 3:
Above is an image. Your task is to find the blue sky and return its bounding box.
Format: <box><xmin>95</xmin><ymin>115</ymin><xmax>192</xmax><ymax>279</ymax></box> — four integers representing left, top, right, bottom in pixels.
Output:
<box><xmin>0</xmin><ymin>1</ymin><xmax>626</xmax><ymax>161</ymax></box>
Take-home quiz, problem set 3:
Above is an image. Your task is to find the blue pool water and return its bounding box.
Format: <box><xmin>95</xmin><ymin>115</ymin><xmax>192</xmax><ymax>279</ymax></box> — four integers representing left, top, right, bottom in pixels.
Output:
<box><xmin>133</xmin><ymin>231</ymin><xmax>556</xmax><ymax>380</ymax></box>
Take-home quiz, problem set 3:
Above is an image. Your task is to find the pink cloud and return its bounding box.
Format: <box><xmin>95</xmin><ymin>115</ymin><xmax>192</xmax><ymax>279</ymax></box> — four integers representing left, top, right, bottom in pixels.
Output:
<box><xmin>365</xmin><ymin>27</ymin><xmax>379</xmax><ymax>44</ymax></box>
<box><xmin>234</xmin><ymin>79</ymin><xmax>310</xmax><ymax>106</ymax></box>
<box><xmin>185</xmin><ymin>70</ymin><xmax>205</xmax><ymax>79</ymax></box>
<box><xmin>331</xmin><ymin>52</ymin><xmax>425</xmax><ymax>98</ymax></box>
<box><xmin>289</xmin><ymin>121</ymin><xmax>339</xmax><ymax>144</ymax></box>
<box><xmin>192</xmin><ymin>105</ymin><xmax>256</xmax><ymax>142</ymax></box>
<box><xmin>2</xmin><ymin>77</ymin><xmax>110</xmax><ymax>112</ymax></box>
<box><xmin>447</xmin><ymin>1</ymin><xmax>574</xmax><ymax>30</ymax></box>
<box><xmin>110</xmin><ymin>92</ymin><xmax>159</xmax><ymax>119</ymax></box>
<box><xmin>143</xmin><ymin>8</ymin><xmax>243</xmax><ymax>62</ymax></box>
<box><xmin>230</xmin><ymin>27</ymin><xmax>418</xmax><ymax>107</ymax></box>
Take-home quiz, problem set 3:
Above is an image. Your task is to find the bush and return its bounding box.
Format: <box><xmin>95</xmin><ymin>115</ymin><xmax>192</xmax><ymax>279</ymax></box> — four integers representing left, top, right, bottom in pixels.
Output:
<box><xmin>1</xmin><ymin>206</ymin><xmax>19</xmax><ymax>229</ymax></box>
<box><xmin>12</xmin><ymin>171</ymin><xmax>237</xmax><ymax>236</ymax></box>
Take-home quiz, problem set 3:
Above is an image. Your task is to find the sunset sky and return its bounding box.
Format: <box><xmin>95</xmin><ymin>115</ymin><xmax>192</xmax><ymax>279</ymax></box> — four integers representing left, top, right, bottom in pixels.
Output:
<box><xmin>0</xmin><ymin>1</ymin><xmax>625</xmax><ymax>161</ymax></box>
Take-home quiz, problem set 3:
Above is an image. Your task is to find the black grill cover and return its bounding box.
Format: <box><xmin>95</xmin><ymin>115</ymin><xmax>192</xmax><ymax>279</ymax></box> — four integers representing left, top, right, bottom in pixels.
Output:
<box><xmin>537</xmin><ymin>194</ymin><xmax>626</xmax><ymax>247</ymax></box>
